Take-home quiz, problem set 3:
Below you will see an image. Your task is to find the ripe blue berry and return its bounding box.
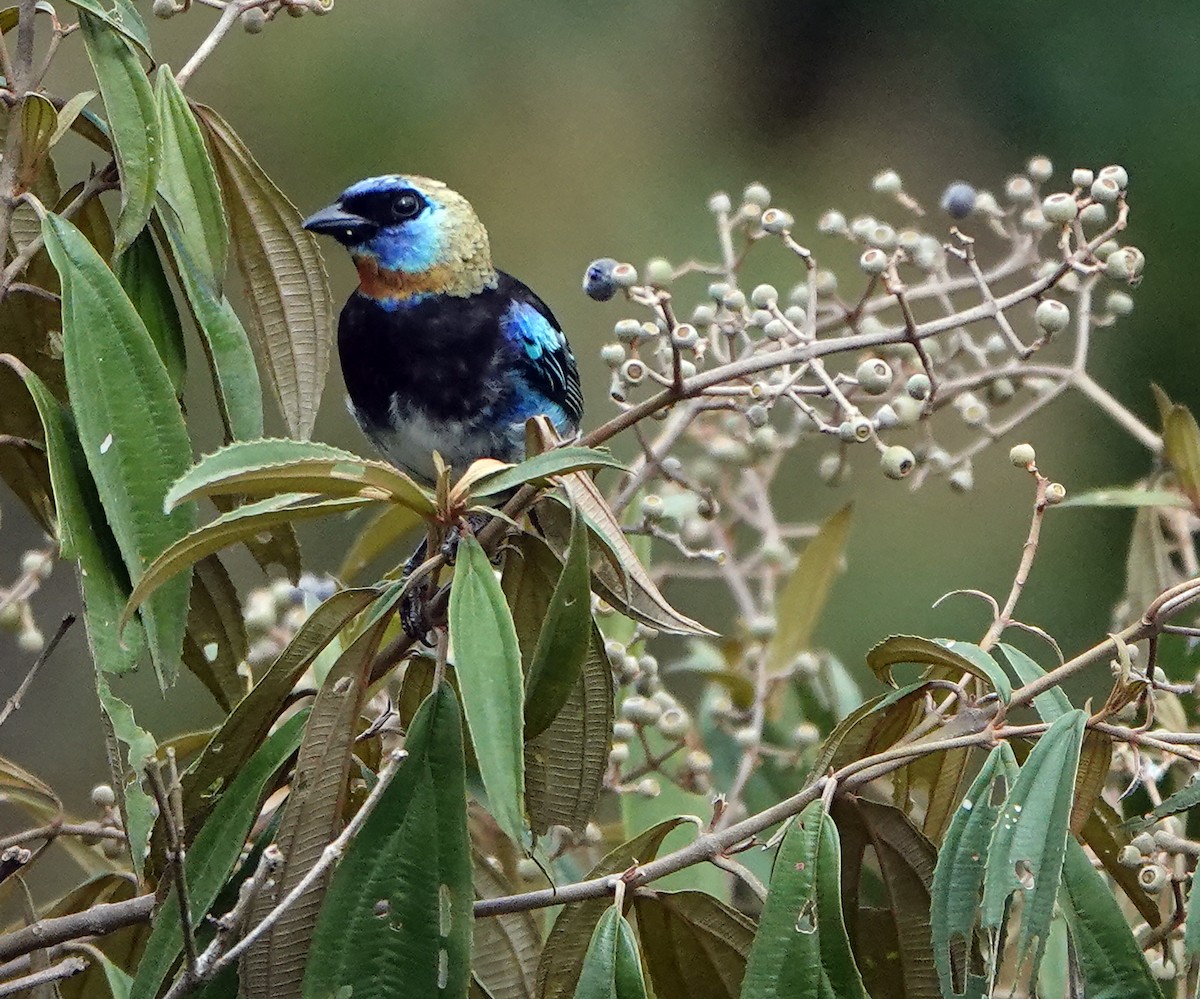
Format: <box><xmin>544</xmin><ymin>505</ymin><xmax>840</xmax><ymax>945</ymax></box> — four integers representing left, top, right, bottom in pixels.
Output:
<box><xmin>940</xmin><ymin>182</ymin><xmax>976</xmax><ymax>220</ymax></box>
<box><xmin>583</xmin><ymin>257</ymin><xmax>620</xmax><ymax>301</ymax></box>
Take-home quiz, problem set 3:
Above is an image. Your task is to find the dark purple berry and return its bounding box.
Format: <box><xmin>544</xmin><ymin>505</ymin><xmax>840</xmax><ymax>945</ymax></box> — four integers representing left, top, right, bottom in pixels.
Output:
<box><xmin>583</xmin><ymin>257</ymin><xmax>620</xmax><ymax>302</ymax></box>
<box><xmin>940</xmin><ymin>182</ymin><xmax>976</xmax><ymax>220</ymax></box>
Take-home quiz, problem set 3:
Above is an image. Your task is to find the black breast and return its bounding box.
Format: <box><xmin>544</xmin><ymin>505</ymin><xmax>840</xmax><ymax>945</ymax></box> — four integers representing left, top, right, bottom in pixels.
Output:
<box><xmin>338</xmin><ymin>289</ymin><xmax>509</xmax><ymax>426</ymax></box>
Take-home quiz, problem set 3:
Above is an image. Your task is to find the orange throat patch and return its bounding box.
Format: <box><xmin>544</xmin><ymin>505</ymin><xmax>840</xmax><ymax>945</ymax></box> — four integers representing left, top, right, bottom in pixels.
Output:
<box><xmin>353</xmin><ymin>256</ymin><xmax>459</xmax><ymax>302</ymax></box>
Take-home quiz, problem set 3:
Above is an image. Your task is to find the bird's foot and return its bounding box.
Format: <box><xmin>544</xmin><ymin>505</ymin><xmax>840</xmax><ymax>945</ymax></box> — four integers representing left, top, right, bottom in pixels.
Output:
<box><xmin>439</xmin><ymin>513</ymin><xmax>492</xmax><ymax>565</ymax></box>
<box><xmin>400</xmin><ymin>577</ymin><xmax>434</xmax><ymax>644</ymax></box>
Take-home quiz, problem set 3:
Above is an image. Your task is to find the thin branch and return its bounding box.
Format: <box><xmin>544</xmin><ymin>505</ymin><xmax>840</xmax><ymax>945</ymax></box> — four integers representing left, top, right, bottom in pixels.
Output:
<box><xmin>146</xmin><ymin>763</ymin><xmax>198</xmax><ymax>980</ymax></box>
<box><xmin>0</xmin><ymin>894</ymin><xmax>155</xmax><ymax>963</ymax></box>
<box><xmin>0</xmin><ymin>955</ymin><xmax>87</xmax><ymax>996</ymax></box>
<box><xmin>0</xmin><ymin>614</ymin><xmax>73</xmax><ymax>727</ymax></box>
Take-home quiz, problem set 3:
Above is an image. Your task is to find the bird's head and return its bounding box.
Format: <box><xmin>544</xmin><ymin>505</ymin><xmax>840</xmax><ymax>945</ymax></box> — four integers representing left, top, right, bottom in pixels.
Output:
<box><xmin>303</xmin><ymin>174</ymin><xmax>496</xmax><ymax>305</ymax></box>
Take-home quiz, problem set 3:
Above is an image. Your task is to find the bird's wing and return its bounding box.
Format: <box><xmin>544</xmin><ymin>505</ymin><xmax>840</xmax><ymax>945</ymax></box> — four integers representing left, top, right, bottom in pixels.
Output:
<box><xmin>498</xmin><ymin>276</ymin><xmax>585</xmax><ymax>428</ymax></box>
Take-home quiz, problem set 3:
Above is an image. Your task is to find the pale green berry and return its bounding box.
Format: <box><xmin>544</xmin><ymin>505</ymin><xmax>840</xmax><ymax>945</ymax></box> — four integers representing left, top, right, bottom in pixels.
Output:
<box><xmin>1070</xmin><ymin>168</ymin><xmax>1094</xmax><ymax>187</ymax></box>
<box><xmin>609</xmin><ymin>742</ymin><xmax>630</xmax><ymax>766</ymax></box>
<box><xmin>749</xmin><ymin>426</ymin><xmax>780</xmax><ymax>456</ymax></box>
<box><xmin>1130</xmin><ymin>832</ymin><xmax>1156</xmax><ymax>854</ymax></box>
<box><xmin>949</xmin><ymin>465</ymin><xmax>974</xmax><ymax>493</ymax></box>
<box><xmin>708</xmin><ymin>281</ymin><xmax>731</xmax><ymax>301</ymax></box>
<box><xmin>635</xmin><ymin>777</ymin><xmax>661</xmax><ymax>799</ymax></box>
<box><xmin>982</xmin><ymin>332</ymin><xmax>1007</xmax><ymax>354</ymax></box>
<box><xmin>20</xmin><ymin>550</ymin><xmax>50</xmax><ymax>579</ymax></box>
<box><xmin>743</xmin><ymin>182</ymin><xmax>771</xmax><ymax>208</ymax></box>
<box><xmin>733</xmin><ymin>726</ymin><xmax>758</xmax><ymax>749</ymax></box>
<box><xmin>686</xmin><ymin>750</ymin><xmax>713</xmax><ymax>775</ymax></box>
<box><xmin>17</xmin><ymin>627</ymin><xmax>44</xmax><ymax>652</ymax></box>
<box><xmin>91</xmin><ymin>784</ymin><xmax>116</xmax><ymax>808</ymax></box>
<box><xmin>974</xmin><ymin>190</ymin><xmax>1000</xmax><ymax>216</ymax></box>
<box><xmin>1097</xmin><ymin>164</ymin><xmax>1128</xmax><ymax>189</ymax></box>
<box><xmin>1005</xmin><ymin>175</ymin><xmax>1035</xmax><ymax>203</ymax></box>
<box><xmin>817</xmin><ymin>210</ymin><xmax>848</xmax><ymax>235</ymax></box>
<box><xmin>1116</xmin><ymin>844</ymin><xmax>1142</xmax><ymax>868</ymax></box>
<box><xmin>692</xmin><ymin>303</ymin><xmax>717</xmax><ymax>325</ymax></box>
<box><xmin>1105</xmin><ymin>246</ymin><xmax>1145</xmax><ymax>282</ymax></box>
<box><xmin>1019</xmin><ymin>208</ymin><xmax>1048</xmax><ymax>233</ymax></box>
<box><xmin>751</xmin><ymin>283</ymin><xmax>778</xmax><ymax>308</ymax></box>
<box><xmin>1149</xmin><ymin>958</ymin><xmax>1177</xmax><ymax>982</ymax></box>
<box><xmin>612</xmin><ymin>720</ymin><xmax>636</xmax><ymax>741</ymax></box>
<box><xmin>1034</xmin><ymin>299</ymin><xmax>1070</xmax><ymax>334</ymax></box>
<box><xmin>871</xmin><ymin>169</ymin><xmax>903</xmax><ymax>195</ymax></box>
<box><xmin>600</xmin><ymin>343</ymin><xmax>625</xmax><ymax>367</ymax></box>
<box><xmin>152</xmin><ymin>0</ymin><xmax>178</xmax><ymax>17</ymax></box>
<box><xmin>658</xmin><ymin>707</ymin><xmax>691</xmax><ymax>738</ymax></box>
<box><xmin>102</xmin><ymin>837</ymin><xmax>124</xmax><ymax>859</ymax></box>
<box><xmin>1079</xmin><ymin>202</ymin><xmax>1107</xmax><ymax>226</ymax></box>
<box><xmin>855</xmin><ymin>358</ymin><xmax>893</xmax><ymax>394</ymax></box>
<box><xmin>722</xmin><ymin>288</ymin><xmax>746</xmax><ymax>311</ymax></box>
<box><xmin>1045</xmin><ymin>482</ymin><xmax>1067</xmax><ymax>504</ymax></box>
<box><xmin>764</xmin><ymin>318</ymin><xmax>789</xmax><ymax>340</ymax></box>
<box><xmin>892</xmin><ymin>395</ymin><xmax>925</xmax><ymax>426</ymax></box>
<box><xmin>621</xmin><ymin>695</ymin><xmax>661</xmax><ymax>725</ymax></box>
<box><xmin>1027</xmin><ymin>155</ymin><xmax>1053</xmax><ymax>182</ymax></box>
<box><xmin>746</xmin><ymin>403</ymin><xmax>769</xmax><ymax>428</ymax></box>
<box><xmin>988</xmin><ymin>378</ymin><xmax>1015</xmax><ymax>403</ymax></box>
<box><xmin>1138</xmin><ymin>863</ymin><xmax>1167</xmax><ymax>894</ymax></box>
<box><xmin>710</xmin><ymin>437</ymin><xmax>750</xmax><ymax>465</ymax></box>
<box><xmin>1090</xmin><ymin>176</ymin><xmax>1120</xmax><ymax>203</ymax></box>
<box><xmin>0</xmin><ymin>601</ymin><xmax>20</xmax><ymax>630</ymax></box>
<box><xmin>814</xmin><ymin>270</ymin><xmax>838</xmax><ymax>294</ymax></box>
<box><xmin>897</xmin><ymin>229</ymin><xmax>923</xmax><ymax>253</ymax></box>
<box><xmin>645</xmin><ymin>257</ymin><xmax>673</xmax><ymax>287</ymax></box>
<box><xmin>640</xmin><ymin>494</ymin><xmax>664</xmax><ymax>522</ymax></box>
<box><xmin>1094</xmin><ymin>240</ymin><xmax>1119</xmax><ymax>261</ymax></box>
<box><xmin>868</xmin><ymin>223</ymin><xmax>897</xmax><ymax>251</ymax></box>
<box><xmin>760</xmin><ymin>540</ymin><xmax>790</xmax><ymax>566</ymax></box>
<box><xmin>750</xmin><ymin>308</ymin><xmax>773</xmax><ymax>329</ymax></box>
<box><xmin>1009</xmin><ymin>443</ymin><xmax>1036</xmax><ymax>467</ymax></box>
<box><xmin>905</xmin><ymin>372</ymin><xmax>931</xmax><ymax>400</ymax></box>
<box><xmin>793</xmin><ymin>651</ymin><xmax>820</xmax><ymax>678</ymax></box>
<box><xmin>1106</xmin><ymin>291</ymin><xmax>1134</xmax><ymax>316</ymax></box>
<box><xmin>881</xmin><ymin>445</ymin><xmax>916</xmax><ymax>480</ymax></box>
<box><xmin>744</xmin><ymin>614</ymin><xmax>777</xmax><ymax>639</ymax></box>
<box><xmin>1041</xmin><ymin>193</ymin><xmax>1078</xmax><ymax>223</ymax></box>
<box><xmin>859</xmin><ymin>248</ymin><xmax>889</xmax><ymax>275</ymax></box>
<box><xmin>241</xmin><ymin>7</ymin><xmax>266</xmax><ymax>32</ymax></box>
<box><xmin>761</xmin><ymin>208</ymin><xmax>793</xmax><ymax>233</ymax></box>
<box><xmin>612</xmin><ymin>263</ymin><xmax>639</xmax><ymax>288</ymax></box>
<box><xmin>620</xmin><ymin>359</ymin><xmax>646</xmax><ymax>385</ymax></box>
<box><xmin>959</xmin><ymin>397</ymin><xmax>988</xmax><ymax>425</ymax></box>
<box><xmin>671</xmin><ymin>323</ymin><xmax>699</xmax><ymax>349</ymax></box>
<box><xmin>707</xmin><ymin>191</ymin><xmax>732</xmax><ymax>214</ymax></box>
<box><xmin>874</xmin><ymin>404</ymin><xmax>899</xmax><ymax>429</ymax></box>
<box><xmin>849</xmin><ymin>215</ymin><xmax>877</xmax><ymax>240</ymax></box>
<box><xmin>791</xmin><ymin>722</ymin><xmax>821</xmax><ymax>748</ymax></box>
<box><xmin>817</xmin><ymin>452</ymin><xmax>848</xmax><ymax>485</ymax></box>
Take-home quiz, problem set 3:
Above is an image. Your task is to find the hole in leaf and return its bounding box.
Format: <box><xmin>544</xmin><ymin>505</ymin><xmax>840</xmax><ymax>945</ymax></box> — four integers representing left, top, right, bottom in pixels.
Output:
<box><xmin>373</xmin><ymin>899</ymin><xmax>390</xmax><ymax>918</ymax></box>
<box><xmin>1014</xmin><ymin>859</ymin><xmax>1035</xmax><ymax>890</ymax></box>
<box><xmin>439</xmin><ymin>884</ymin><xmax>453</xmax><ymax>936</ymax></box>
<box><xmin>794</xmin><ymin>899</ymin><xmax>817</xmax><ymax>934</ymax></box>
<box><xmin>438</xmin><ymin>948</ymin><xmax>449</xmax><ymax>989</ymax></box>
<box><xmin>990</xmin><ymin>776</ymin><xmax>1007</xmax><ymax>807</ymax></box>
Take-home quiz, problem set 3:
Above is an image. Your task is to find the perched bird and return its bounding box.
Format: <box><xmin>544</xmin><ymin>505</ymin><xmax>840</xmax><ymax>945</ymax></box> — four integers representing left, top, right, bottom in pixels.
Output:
<box><xmin>302</xmin><ymin>174</ymin><xmax>584</xmax><ymax>487</ymax></box>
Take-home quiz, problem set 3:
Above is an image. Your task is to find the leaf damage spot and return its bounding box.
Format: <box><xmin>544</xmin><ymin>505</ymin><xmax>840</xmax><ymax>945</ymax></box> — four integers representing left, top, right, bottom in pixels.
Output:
<box><xmin>100</xmin><ymin>432</ymin><xmax>113</xmax><ymax>454</ymax></box>
<box><xmin>438</xmin><ymin>883</ymin><xmax>452</xmax><ymax>936</ymax></box>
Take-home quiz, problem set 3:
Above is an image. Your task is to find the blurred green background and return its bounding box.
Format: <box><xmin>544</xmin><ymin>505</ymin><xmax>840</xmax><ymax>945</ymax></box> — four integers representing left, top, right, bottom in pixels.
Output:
<box><xmin>3</xmin><ymin>0</ymin><xmax>1198</xmax><ymax>873</ymax></box>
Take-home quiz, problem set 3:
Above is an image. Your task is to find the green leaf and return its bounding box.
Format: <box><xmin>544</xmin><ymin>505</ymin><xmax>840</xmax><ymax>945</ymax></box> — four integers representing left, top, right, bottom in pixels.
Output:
<box><xmin>536</xmin><ymin>818</ymin><xmax>691</xmax><ymax>998</ymax></box>
<box><xmin>472</xmin><ymin>846</ymin><xmax>541</xmax><ymax>999</ymax></box>
<box><xmin>1125</xmin><ymin>774</ymin><xmax>1200</xmax><ymax>831</ymax></box>
<box><xmin>525</xmin><ymin>625</ymin><xmax>612</xmax><ymax>835</ymax></box>
<box><xmin>741</xmin><ymin>800</ymin><xmax>869</xmax><ymax>999</ymax></box>
<box><xmin>89</xmin><ymin>946</ymin><xmax>134</xmax><ymax>999</ymax></box>
<box><xmin>178</xmin><ymin>587</ymin><xmax>377</xmax><ymax>840</ymax></box>
<box><xmin>525</xmin><ymin>502</ymin><xmax>592</xmax><ymax>739</ymax></box>
<box><xmin>930</xmin><ymin>742</ymin><xmax>1019</xmax><ymax>999</ymax></box>
<box><xmin>665</xmin><ymin>640</ymin><xmax>755</xmax><ymax>709</ymax></box>
<box><xmin>980</xmin><ymin>710</ymin><xmax>1087</xmax><ymax>981</ymax></box>
<box><xmin>242</xmin><ymin>612</ymin><xmax>393</xmax><ymax>999</ymax></box>
<box><xmin>155</xmin><ymin>67</ymin><xmax>227</xmax><ymax>288</ymax></box>
<box><xmin>164</xmin><ymin>437</ymin><xmax>435</xmax><ymax>514</ymax></box>
<box><xmin>451</xmin><ymin>534</ymin><xmax>526</xmax><ymax>847</ymax></box>
<box><xmin>831</xmin><ymin>797</ymin><xmax>939</xmax><ymax>999</ymax></box>
<box><xmin>123</xmin><ymin>492</ymin><xmax>375</xmax><ymax>624</ymax></box>
<box><xmin>157</xmin><ymin>203</ymin><xmax>263</xmax><ymax>441</ymax></box>
<box><xmin>573</xmin><ymin>906</ymin><xmax>648</xmax><ymax>999</ymax></box>
<box><xmin>41</xmin><ymin>210</ymin><xmax>193</xmax><ymax>688</ymax></box>
<box><xmin>2</xmin><ymin>356</ymin><xmax>144</xmax><ymax>674</ymax></box>
<box><xmin>866</xmin><ymin>636</ymin><xmax>1012</xmax><ymax>703</ymax></box>
<box><xmin>1053</xmin><ymin>486</ymin><xmax>1190</xmax><ymax>509</ymax></box>
<box><xmin>49</xmin><ymin>90</ymin><xmax>98</xmax><ymax>148</ymax></box>
<box><xmin>116</xmin><ymin>228</ymin><xmax>187</xmax><ymax>395</ymax></box>
<box><xmin>632</xmin><ymin>890</ymin><xmax>755</xmax><ymax>999</ymax></box>
<box><xmin>80</xmin><ymin>11</ymin><xmax>158</xmax><ymax>254</ymax></box>
<box><xmin>1059</xmin><ymin>838</ymin><xmax>1165</xmax><ymax>999</ymax></box>
<box><xmin>194</xmin><ymin>103</ymin><xmax>335</xmax><ymax>441</ymax></box>
<box><xmin>183</xmin><ymin>555</ymin><xmax>249</xmax><ymax>711</ymax></box>
<box><xmin>131</xmin><ymin>710</ymin><xmax>308</xmax><ymax>999</ymax></box>
<box><xmin>303</xmin><ymin>685</ymin><xmax>473</xmax><ymax>999</ymax></box>
<box><xmin>65</xmin><ymin>0</ymin><xmax>150</xmax><ymax>56</ymax></box>
<box><xmin>96</xmin><ymin>672</ymin><xmax>157</xmax><ymax>879</ymax></box>
<box><xmin>1153</xmin><ymin>384</ymin><xmax>1200</xmax><ymax>509</ymax></box>
<box><xmin>1186</xmin><ymin>872</ymin><xmax>1200</xmax><ymax>958</ymax></box>
<box><xmin>18</xmin><ymin>92</ymin><xmax>57</xmax><ymax>189</ymax></box>
<box><xmin>468</xmin><ymin>446</ymin><xmax>628</xmax><ymax>500</ymax></box>
<box><xmin>764</xmin><ymin>504</ymin><xmax>852</xmax><ymax>674</ymax></box>
<box><xmin>995</xmin><ymin>643</ymin><xmax>1070</xmax><ymax>721</ymax></box>
<box><xmin>1080</xmin><ymin>802</ymin><xmax>1163</xmax><ymax>931</ymax></box>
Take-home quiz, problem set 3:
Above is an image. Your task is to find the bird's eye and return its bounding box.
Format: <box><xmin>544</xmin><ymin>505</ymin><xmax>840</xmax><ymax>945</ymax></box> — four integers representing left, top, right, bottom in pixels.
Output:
<box><xmin>392</xmin><ymin>192</ymin><xmax>422</xmax><ymax>221</ymax></box>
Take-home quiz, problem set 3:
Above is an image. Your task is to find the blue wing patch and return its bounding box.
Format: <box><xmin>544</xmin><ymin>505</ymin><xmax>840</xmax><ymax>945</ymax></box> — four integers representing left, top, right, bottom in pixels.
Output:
<box><xmin>501</xmin><ymin>300</ymin><xmax>584</xmax><ymax>427</ymax></box>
